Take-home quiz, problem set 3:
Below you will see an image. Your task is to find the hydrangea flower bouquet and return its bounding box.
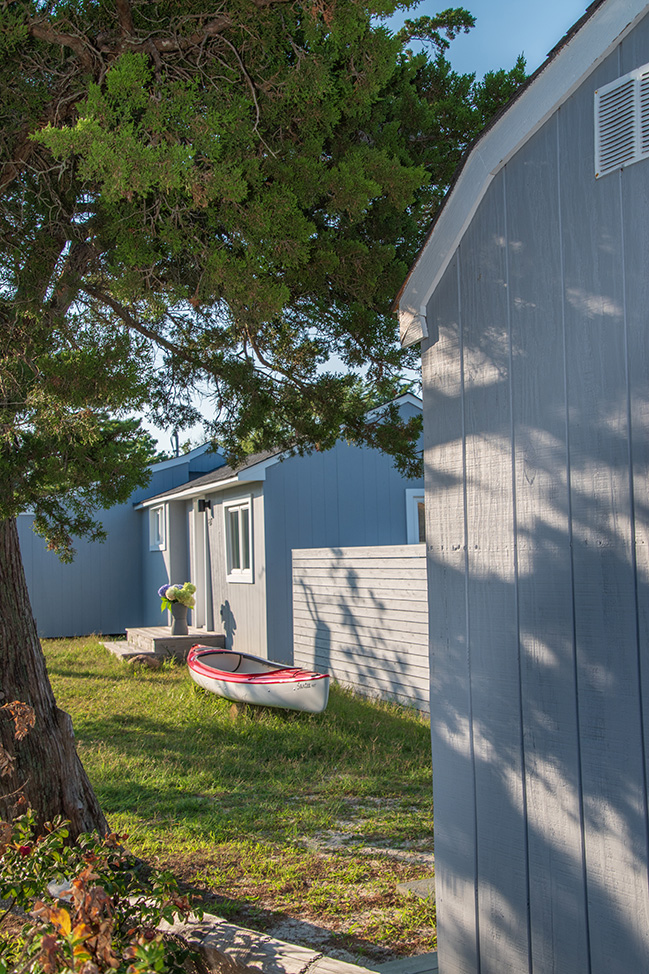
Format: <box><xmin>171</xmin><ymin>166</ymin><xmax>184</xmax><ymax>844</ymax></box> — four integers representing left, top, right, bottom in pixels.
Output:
<box><xmin>158</xmin><ymin>582</ymin><xmax>196</xmax><ymax>612</ymax></box>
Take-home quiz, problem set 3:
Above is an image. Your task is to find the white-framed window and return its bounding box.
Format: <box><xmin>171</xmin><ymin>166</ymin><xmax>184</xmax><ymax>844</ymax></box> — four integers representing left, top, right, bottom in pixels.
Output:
<box><xmin>405</xmin><ymin>489</ymin><xmax>426</xmax><ymax>544</ymax></box>
<box><xmin>224</xmin><ymin>497</ymin><xmax>253</xmax><ymax>583</ymax></box>
<box><xmin>149</xmin><ymin>505</ymin><xmax>166</xmax><ymax>551</ymax></box>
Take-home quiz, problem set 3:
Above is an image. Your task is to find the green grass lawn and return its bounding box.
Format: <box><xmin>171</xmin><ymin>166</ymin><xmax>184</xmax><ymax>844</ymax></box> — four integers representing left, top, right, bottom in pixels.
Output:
<box><xmin>44</xmin><ymin>637</ymin><xmax>435</xmax><ymax>963</ymax></box>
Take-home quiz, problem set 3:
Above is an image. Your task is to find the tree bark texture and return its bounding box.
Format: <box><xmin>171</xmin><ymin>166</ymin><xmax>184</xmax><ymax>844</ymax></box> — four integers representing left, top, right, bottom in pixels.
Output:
<box><xmin>0</xmin><ymin>518</ymin><xmax>107</xmax><ymax>838</ymax></box>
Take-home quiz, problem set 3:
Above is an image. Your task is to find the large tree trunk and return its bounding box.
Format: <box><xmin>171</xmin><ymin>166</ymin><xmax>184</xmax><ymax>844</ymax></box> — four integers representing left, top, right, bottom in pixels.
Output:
<box><xmin>0</xmin><ymin>518</ymin><xmax>107</xmax><ymax>838</ymax></box>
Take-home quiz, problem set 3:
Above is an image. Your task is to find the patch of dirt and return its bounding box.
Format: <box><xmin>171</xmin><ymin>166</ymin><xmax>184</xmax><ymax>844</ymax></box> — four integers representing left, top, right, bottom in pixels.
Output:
<box><xmin>301</xmin><ymin>832</ymin><xmax>434</xmax><ymax>867</ymax></box>
<box><xmin>0</xmin><ymin>901</ymin><xmax>30</xmax><ymax>961</ymax></box>
<box><xmin>298</xmin><ymin>796</ymin><xmax>434</xmax><ymax>868</ymax></box>
<box><xmin>152</xmin><ymin>842</ymin><xmax>436</xmax><ymax>966</ymax></box>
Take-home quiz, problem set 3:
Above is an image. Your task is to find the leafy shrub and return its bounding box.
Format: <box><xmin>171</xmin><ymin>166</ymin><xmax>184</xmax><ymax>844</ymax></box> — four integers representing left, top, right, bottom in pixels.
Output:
<box><xmin>0</xmin><ymin>811</ymin><xmax>200</xmax><ymax>974</ymax></box>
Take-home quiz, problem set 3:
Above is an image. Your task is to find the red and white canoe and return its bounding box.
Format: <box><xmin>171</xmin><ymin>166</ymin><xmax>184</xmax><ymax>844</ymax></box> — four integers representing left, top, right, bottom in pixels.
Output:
<box><xmin>187</xmin><ymin>646</ymin><xmax>330</xmax><ymax>713</ymax></box>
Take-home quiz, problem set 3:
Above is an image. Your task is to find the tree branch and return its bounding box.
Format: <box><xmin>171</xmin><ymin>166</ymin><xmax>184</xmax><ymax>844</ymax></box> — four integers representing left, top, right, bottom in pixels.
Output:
<box><xmin>251</xmin><ymin>0</ymin><xmax>293</xmax><ymax>7</ymax></box>
<box><xmin>28</xmin><ymin>22</ymin><xmax>95</xmax><ymax>71</ymax></box>
<box><xmin>151</xmin><ymin>17</ymin><xmax>232</xmax><ymax>53</ymax></box>
<box><xmin>244</xmin><ymin>325</ymin><xmax>308</xmax><ymax>391</ymax></box>
<box><xmin>25</xmin><ymin>3</ymin><xmax>298</xmax><ymax>64</ymax></box>
<box><xmin>0</xmin><ymin>72</ymin><xmax>87</xmax><ymax>195</ymax></box>
<box><xmin>83</xmin><ymin>286</ymin><xmax>194</xmax><ymax>362</ymax></box>
<box><xmin>27</xmin><ymin>12</ymin><xmax>233</xmax><ymax>62</ymax></box>
<box><xmin>115</xmin><ymin>0</ymin><xmax>134</xmax><ymax>36</ymax></box>
<box><xmin>219</xmin><ymin>36</ymin><xmax>261</xmax><ymax>131</ymax></box>
<box><xmin>0</xmin><ymin>125</ymin><xmax>36</xmax><ymax>196</ymax></box>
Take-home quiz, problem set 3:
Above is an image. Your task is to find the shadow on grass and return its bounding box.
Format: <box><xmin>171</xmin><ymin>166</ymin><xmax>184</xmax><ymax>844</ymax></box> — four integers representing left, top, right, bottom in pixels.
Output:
<box><xmin>69</xmin><ymin>681</ymin><xmax>430</xmax><ymax>838</ymax></box>
<box><xmin>45</xmin><ymin>643</ymin><xmax>435</xmax><ymax>959</ymax></box>
<box><xmin>160</xmin><ymin>854</ymin><xmax>430</xmax><ymax>964</ymax></box>
<box><xmin>172</xmin><ymin>870</ymin><xmax>406</xmax><ymax>966</ymax></box>
<box><xmin>47</xmin><ymin>666</ymin><xmax>146</xmax><ymax>682</ymax></box>
<box><xmin>78</xmin><ymin>687</ymin><xmax>427</xmax><ymax>749</ymax></box>
<box><xmin>46</xmin><ymin>640</ymin><xmax>431</xmax><ymax>842</ymax></box>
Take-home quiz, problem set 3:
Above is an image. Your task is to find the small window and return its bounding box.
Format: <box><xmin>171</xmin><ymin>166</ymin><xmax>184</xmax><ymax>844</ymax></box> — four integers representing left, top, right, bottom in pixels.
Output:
<box><xmin>595</xmin><ymin>62</ymin><xmax>649</xmax><ymax>178</ymax></box>
<box><xmin>149</xmin><ymin>505</ymin><xmax>166</xmax><ymax>551</ymax></box>
<box><xmin>405</xmin><ymin>489</ymin><xmax>426</xmax><ymax>544</ymax></box>
<box><xmin>224</xmin><ymin>498</ymin><xmax>253</xmax><ymax>582</ymax></box>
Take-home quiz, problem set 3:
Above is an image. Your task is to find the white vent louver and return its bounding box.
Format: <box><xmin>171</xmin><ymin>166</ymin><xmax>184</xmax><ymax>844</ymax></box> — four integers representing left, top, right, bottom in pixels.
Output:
<box><xmin>595</xmin><ymin>63</ymin><xmax>649</xmax><ymax>178</ymax></box>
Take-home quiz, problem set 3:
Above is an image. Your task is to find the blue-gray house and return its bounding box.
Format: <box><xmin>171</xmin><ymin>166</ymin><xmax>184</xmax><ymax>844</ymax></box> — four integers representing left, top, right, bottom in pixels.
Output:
<box><xmin>20</xmin><ymin>395</ymin><xmax>424</xmax><ymax>663</ymax></box>
<box><xmin>396</xmin><ymin>2</ymin><xmax>649</xmax><ymax>972</ymax></box>
<box><xmin>18</xmin><ymin>444</ymin><xmax>226</xmax><ymax>638</ymax></box>
<box><xmin>136</xmin><ymin>393</ymin><xmax>424</xmax><ymax>664</ymax></box>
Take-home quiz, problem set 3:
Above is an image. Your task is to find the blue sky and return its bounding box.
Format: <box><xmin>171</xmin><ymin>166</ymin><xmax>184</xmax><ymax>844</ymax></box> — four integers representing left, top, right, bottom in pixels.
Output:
<box><xmin>389</xmin><ymin>0</ymin><xmax>589</xmax><ymax>79</ymax></box>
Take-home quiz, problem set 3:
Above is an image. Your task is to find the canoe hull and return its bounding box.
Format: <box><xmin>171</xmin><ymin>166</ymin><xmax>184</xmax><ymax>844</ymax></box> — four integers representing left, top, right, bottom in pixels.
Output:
<box><xmin>187</xmin><ymin>647</ymin><xmax>330</xmax><ymax>713</ymax></box>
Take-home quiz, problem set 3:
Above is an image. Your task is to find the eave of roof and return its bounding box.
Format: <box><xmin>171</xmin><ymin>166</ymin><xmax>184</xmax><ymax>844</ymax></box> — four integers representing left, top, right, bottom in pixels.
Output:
<box><xmin>135</xmin><ymin>448</ymin><xmax>281</xmax><ymax>508</ymax></box>
<box><xmin>395</xmin><ymin>0</ymin><xmax>647</xmax><ymax>346</ymax></box>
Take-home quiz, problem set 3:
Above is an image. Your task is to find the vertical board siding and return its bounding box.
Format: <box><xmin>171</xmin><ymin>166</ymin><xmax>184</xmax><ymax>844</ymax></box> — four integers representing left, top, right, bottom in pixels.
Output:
<box><xmin>559</xmin><ymin>48</ymin><xmax>649</xmax><ymax>974</ymax></box>
<box><xmin>424</xmin><ymin>256</ymin><xmax>480</xmax><ymax>974</ymax></box>
<box><xmin>18</xmin><ymin>507</ymin><xmax>144</xmax><ymax>637</ymax></box>
<box><xmin>421</xmin><ymin>18</ymin><xmax>649</xmax><ymax>974</ymax></box>
<box><xmin>207</xmin><ymin>486</ymin><xmax>267</xmax><ymax>657</ymax></box>
<box><xmin>292</xmin><ymin>545</ymin><xmax>428</xmax><ymax>711</ymax></box>
<box><xmin>507</xmin><ymin>121</ymin><xmax>589</xmax><ymax>972</ymax></box>
<box><xmin>460</xmin><ymin>171</ymin><xmax>530</xmax><ymax>974</ymax></box>
<box><xmin>18</xmin><ymin>450</ymin><xmax>224</xmax><ymax>636</ymax></box>
<box><xmin>141</xmin><ymin>522</ymin><xmax>169</xmax><ymax>626</ymax></box>
<box><xmin>620</xmin><ymin>16</ymin><xmax>649</xmax><ymax>961</ymax></box>
<box><xmin>621</xmin><ymin>89</ymin><xmax>649</xmax><ymax>974</ymax></box>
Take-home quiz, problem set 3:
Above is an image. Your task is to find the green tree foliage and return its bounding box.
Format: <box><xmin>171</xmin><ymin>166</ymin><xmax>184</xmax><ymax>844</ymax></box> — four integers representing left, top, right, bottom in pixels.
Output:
<box><xmin>0</xmin><ymin>0</ymin><xmax>525</xmax><ymax>552</ymax></box>
<box><xmin>0</xmin><ymin>0</ymin><xmax>525</xmax><ymax>833</ymax></box>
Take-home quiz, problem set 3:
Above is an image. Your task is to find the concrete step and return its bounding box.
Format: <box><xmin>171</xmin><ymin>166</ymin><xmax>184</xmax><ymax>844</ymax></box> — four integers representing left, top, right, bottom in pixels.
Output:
<box><xmin>101</xmin><ymin>627</ymin><xmax>225</xmax><ymax>662</ymax></box>
<box><xmin>125</xmin><ymin>626</ymin><xmax>225</xmax><ymax>659</ymax></box>
<box><xmin>100</xmin><ymin>640</ymin><xmax>149</xmax><ymax>661</ymax></box>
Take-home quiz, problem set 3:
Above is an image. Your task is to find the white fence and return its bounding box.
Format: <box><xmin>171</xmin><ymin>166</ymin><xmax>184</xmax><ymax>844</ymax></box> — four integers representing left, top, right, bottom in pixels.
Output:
<box><xmin>292</xmin><ymin>544</ymin><xmax>429</xmax><ymax>712</ymax></box>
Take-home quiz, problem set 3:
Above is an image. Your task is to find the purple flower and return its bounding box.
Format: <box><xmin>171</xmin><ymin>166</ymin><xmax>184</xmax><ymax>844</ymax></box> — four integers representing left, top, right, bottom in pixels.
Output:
<box><xmin>158</xmin><ymin>581</ymin><xmax>196</xmax><ymax>609</ymax></box>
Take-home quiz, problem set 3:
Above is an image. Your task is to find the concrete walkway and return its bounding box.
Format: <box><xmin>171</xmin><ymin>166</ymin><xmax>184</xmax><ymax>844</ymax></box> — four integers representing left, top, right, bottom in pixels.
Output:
<box><xmin>368</xmin><ymin>953</ymin><xmax>438</xmax><ymax>974</ymax></box>
<box><xmin>161</xmin><ymin>910</ymin><xmax>438</xmax><ymax>974</ymax></box>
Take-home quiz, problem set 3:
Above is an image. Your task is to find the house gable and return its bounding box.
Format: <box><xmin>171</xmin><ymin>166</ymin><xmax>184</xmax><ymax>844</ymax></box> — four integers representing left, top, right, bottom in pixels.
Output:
<box><xmin>397</xmin><ymin>0</ymin><xmax>649</xmax><ymax>346</ymax></box>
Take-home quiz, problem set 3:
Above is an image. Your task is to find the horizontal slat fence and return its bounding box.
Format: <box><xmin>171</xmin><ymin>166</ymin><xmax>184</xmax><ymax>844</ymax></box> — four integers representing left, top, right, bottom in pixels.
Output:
<box><xmin>292</xmin><ymin>544</ymin><xmax>429</xmax><ymax>712</ymax></box>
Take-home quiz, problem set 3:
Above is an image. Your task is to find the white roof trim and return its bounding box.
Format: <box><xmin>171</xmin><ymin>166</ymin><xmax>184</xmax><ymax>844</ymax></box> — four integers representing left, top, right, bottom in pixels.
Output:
<box><xmin>398</xmin><ymin>0</ymin><xmax>649</xmax><ymax>346</ymax></box>
<box><xmin>149</xmin><ymin>442</ymin><xmax>216</xmax><ymax>473</ymax></box>
<box><xmin>136</xmin><ymin>475</ymin><xmax>241</xmax><ymax>508</ymax></box>
<box><xmin>365</xmin><ymin>391</ymin><xmax>423</xmax><ymax>421</ymax></box>
<box><xmin>136</xmin><ymin>452</ymin><xmax>287</xmax><ymax>507</ymax></box>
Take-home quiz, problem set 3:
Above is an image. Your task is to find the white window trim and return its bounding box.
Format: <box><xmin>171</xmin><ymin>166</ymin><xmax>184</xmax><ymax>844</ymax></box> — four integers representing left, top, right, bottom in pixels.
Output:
<box><xmin>405</xmin><ymin>489</ymin><xmax>425</xmax><ymax>545</ymax></box>
<box><xmin>223</xmin><ymin>496</ymin><xmax>253</xmax><ymax>584</ymax></box>
<box><xmin>149</xmin><ymin>504</ymin><xmax>167</xmax><ymax>551</ymax></box>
